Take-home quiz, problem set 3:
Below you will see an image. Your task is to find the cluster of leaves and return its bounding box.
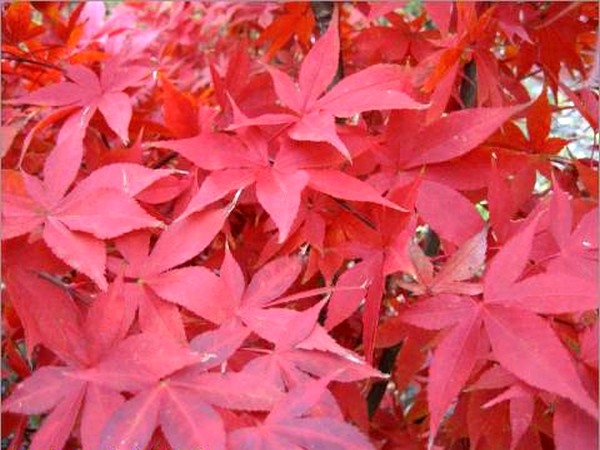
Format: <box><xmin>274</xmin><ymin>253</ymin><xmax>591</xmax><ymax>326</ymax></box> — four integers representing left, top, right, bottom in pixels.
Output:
<box><xmin>1</xmin><ymin>2</ymin><xmax>598</xmax><ymax>449</ymax></box>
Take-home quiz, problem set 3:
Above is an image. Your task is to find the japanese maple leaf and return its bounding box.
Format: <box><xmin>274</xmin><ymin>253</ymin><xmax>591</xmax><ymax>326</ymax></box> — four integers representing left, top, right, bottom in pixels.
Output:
<box><xmin>469</xmin><ymin>365</ymin><xmax>540</xmax><ymax>450</ymax></box>
<box><xmin>543</xmin><ymin>182</ymin><xmax>597</xmax><ymax>281</ymax></box>
<box><xmin>158</xmin><ymin>245</ymin><xmax>365</xmax><ymax>371</ymax></box>
<box><xmin>96</xmin><ymin>324</ymin><xmax>281</xmax><ymax>450</ymax></box>
<box><xmin>156</xmin><ymin>246</ymin><xmax>306</xmax><ymax>331</ymax></box>
<box><xmin>229</xmin><ymin>372</ymin><xmax>375</xmax><ymax>450</ymax></box>
<box><xmin>322</xmin><ymin>184</ymin><xmax>419</xmax><ymax>362</ymax></box>
<box><xmin>229</xmin><ymin>7</ymin><xmax>426</xmax><ymax>159</ymax></box>
<box><xmin>376</xmin><ymin>105</ymin><xmax>524</xmax><ymax>245</ymax></box>
<box><xmin>110</xmin><ymin>205</ymin><xmax>231</xmax><ymax>341</ymax></box>
<box><xmin>256</xmin><ymin>2</ymin><xmax>315</xmax><ymax>60</ymax></box>
<box><xmin>2</xmin><ymin>122</ymin><xmax>167</xmax><ymax>290</ymax></box>
<box><xmin>11</xmin><ymin>58</ymin><xmax>148</xmax><ymax>142</ymax></box>
<box><xmin>157</xmin><ymin>128</ymin><xmax>401</xmax><ymax>242</ymax></box>
<box><xmin>399</xmin><ymin>212</ymin><xmax>598</xmax><ymax>441</ymax></box>
<box><xmin>240</xmin><ymin>301</ymin><xmax>382</xmax><ymax>391</ymax></box>
<box><xmin>553</xmin><ymin>398</ymin><xmax>599</xmax><ymax>450</ymax></box>
<box><xmin>2</xmin><ymin>278</ymin><xmax>201</xmax><ymax>450</ymax></box>
<box><xmin>487</xmin><ymin>88</ymin><xmax>569</xmax><ymax>156</ymax></box>
<box><xmin>397</xmin><ymin>228</ymin><xmax>487</xmax><ymax>296</ymax></box>
<box><xmin>418</xmin><ymin>4</ymin><xmax>503</xmax><ymax>107</ymax></box>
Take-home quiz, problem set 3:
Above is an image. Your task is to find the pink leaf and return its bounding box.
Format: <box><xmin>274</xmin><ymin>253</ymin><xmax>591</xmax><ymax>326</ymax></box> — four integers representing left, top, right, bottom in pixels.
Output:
<box><xmin>97</xmin><ymin>91</ymin><xmax>132</xmax><ymax>142</ymax></box>
<box><xmin>178</xmin><ymin>168</ymin><xmax>255</xmax><ymax>219</ymax></box>
<box><xmin>428</xmin><ymin>311</ymin><xmax>483</xmax><ymax>439</ymax></box>
<box><xmin>80</xmin><ymin>385</ymin><xmax>124</xmax><ymax>450</ymax></box>
<box><xmin>307</xmin><ymin>169</ymin><xmax>403</xmax><ymax>210</ymax></box>
<box><xmin>483</xmin><ymin>304</ymin><xmax>598</xmax><ymax>419</ymax></box>
<box><xmin>315</xmin><ymin>64</ymin><xmax>425</xmax><ymax>116</ymax></box>
<box><xmin>147</xmin><ymin>266</ymin><xmax>231</xmax><ymax>323</ymax></box>
<box><xmin>43</xmin><ymin>114</ymin><xmax>85</xmax><ymax>203</ymax></box>
<box><xmin>489</xmin><ymin>272</ymin><xmax>598</xmax><ymax>313</ymax></box>
<box><xmin>28</xmin><ymin>386</ymin><xmax>85</xmax><ymax>450</ymax></box>
<box><xmin>243</xmin><ymin>255</ymin><xmax>302</xmax><ymax>307</ymax></box>
<box><xmin>288</xmin><ymin>111</ymin><xmax>351</xmax><ymax>159</ymax></box>
<box><xmin>3</xmin><ymin>367</ymin><xmax>78</xmax><ymax>415</ymax></box>
<box><xmin>400</xmin><ymin>294</ymin><xmax>478</xmax><ymax>330</ymax></box>
<box><xmin>56</xmin><ymin>188</ymin><xmax>162</xmax><ymax>239</ymax></box>
<box><xmin>403</xmin><ymin>106</ymin><xmax>524</xmax><ymax>168</ymax></box>
<box><xmin>298</xmin><ymin>7</ymin><xmax>339</xmax><ymax>108</ymax></box>
<box><xmin>99</xmin><ymin>388</ymin><xmax>162</xmax><ymax>450</ymax></box>
<box><xmin>85</xmin><ymin>333</ymin><xmax>200</xmax><ymax>392</ymax></box>
<box><xmin>434</xmin><ymin>227</ymin><xmax>487</xmax><ymax>286</ymax></box>
<box><xmin>554</xmin><ymin>399</ymin><xmax>599</xmax><ymax>450</ymax></box>
<box><xmin>146</xmin><ymin>207</ymin><xmax>228</xmax><ymax>275</ymax></box>
<box><xmin>1</xmin><ymin>191</ymin><xmax>44</xmax><ymax>239</ymax></box>
<box><xmin>160</xmin><ymin>388</ymin><xmax>226</xmax><ymax>450</ymax></box>
<box><xmin>43</xmin><ymin>217</ymin><xmax>107</xmax><ymax>291</ymax></box>
<box><xmin>75</xmin><ymin>163</ymin><xmax>174</xmax><ymax>198</ymax></box>
<box><xmin>484</xmin><ymin>215</ymin><xmax>540</xmax><ymax>300</ymax></box>
<box><xmin>256</xmin><ymin>168</ymin><xmax>309</xmax><ymax>242</ymax></box>
<box><xmin>416</xmin><ymin>180</ymin><xmax>484</xmax><ymax>246</ymax></box>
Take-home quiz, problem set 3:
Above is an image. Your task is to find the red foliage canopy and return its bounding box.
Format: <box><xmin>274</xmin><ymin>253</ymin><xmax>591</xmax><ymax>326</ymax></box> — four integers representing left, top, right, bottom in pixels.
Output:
<box><xmin>2</xmin><ymin>2</ymin><xmax>598</xmax><ymax>449</ymax></box>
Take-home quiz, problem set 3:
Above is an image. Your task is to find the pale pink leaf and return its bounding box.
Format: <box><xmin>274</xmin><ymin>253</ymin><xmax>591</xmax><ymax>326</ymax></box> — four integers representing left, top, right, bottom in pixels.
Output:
<box><xmin>135</xmin><ymin>287</ymin><xmax>187</xmax><ymax>343</ymax></box>
<box><xmin>549</xmin><ymin>182</ymin><xmax>572</xmax><ymax>248</ymax></box>
<box><xmin>435</xmin><ymin>228</ymin><xmax>487</xmax><ymax>285</ymax></box>
<box><xmin>97</xmin><ymin>91</ymin><xmax>132</xmax><ymax>142</ymax></box>
<box><xmin>65</xmin><ymin>64</ymin><xmax>102</xmax><ymax>93</ymax></box>
<box><xmin>147</xmin><ymin>266</ymin><xmax>233</xmax><ymax>323</ymax></box>
<box><xmin>1</xmin><ymin>192</ymin><xmax>44</xmax><ymax>239</ymax></box>
<box><xmin>84</xmin><ymin>333</ymin><xmax>200</xmax><ymax>392</ymax></box>
<box><xmin>276</xmin><ymin>419</ymin><xmax>376</xmax><ymax>450</ymax></box>
<box><xmin>11</xmin><ymin>81</ymin><xmax>88</xmax><ymax>107</ymax></box>
<box><xmin>266</xmin><ymin>66</ymin><xmax>303</xmax><ymax>112</ymax></box>
<box><xmin>155</xmin><ymin>133</ymin><xmax>249</xmax><ymax>170</ymax></box>
<box><xmin>172</xmin><ymin>371</ymin><xmax>282</xmax><ymax>411</ymax></box>
<box><xmin>220</xmin><ymin>247</ymin><xmax>246</xmax><ymax>305</ymax></box>
<box><xmin>288</xmin><ymin>111</ymin><xmax>351</xmax><ymax>159</ymax></box>
<box><xmin>99</xmin><ymin>388</ymin><xmax>162</xmax><ymax>450</ymax></box>
<box><xmin>509</xmin><ymin>395</ymin><xmax>534</xmax><ymax>450</ymax></box>
<box><xmin>160</xmin><ymin>388</ymin><xmax>226</xmax><ymax>450</ymax></box>
<box><xmin>325</xmin><ymin>263</ymin><xmax>369</xmax><ymax>330</ymax></box>
<box><xmin>189</xmin><ymin>322</ymin><xmax>251</xmax><ymax>370</ymax></box>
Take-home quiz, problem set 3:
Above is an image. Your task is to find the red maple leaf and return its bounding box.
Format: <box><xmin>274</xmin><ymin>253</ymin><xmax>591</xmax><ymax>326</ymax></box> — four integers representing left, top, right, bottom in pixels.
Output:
<box><xmin>2</xmin><ymin>278</ymin><xmax>201</xmax><ymax>450</ymax></box>
<box><xmin>12</xmin><ymin>58</ymin><xmax>148</xmax><ymax>143</ymax></box>
<box><xmin>2</xmin><ymin>121</ymin><xmax>167</xmax><ymax>290</ymax></box>
<box><xmin>400</xmin><ymin>211</ymin><xmax>598</xmax><ymax>440</ymax></box>
<box><xmin>229</xmin><ymin>7</ymin><xmax>426</xmax><ymax>160</ymax></box>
